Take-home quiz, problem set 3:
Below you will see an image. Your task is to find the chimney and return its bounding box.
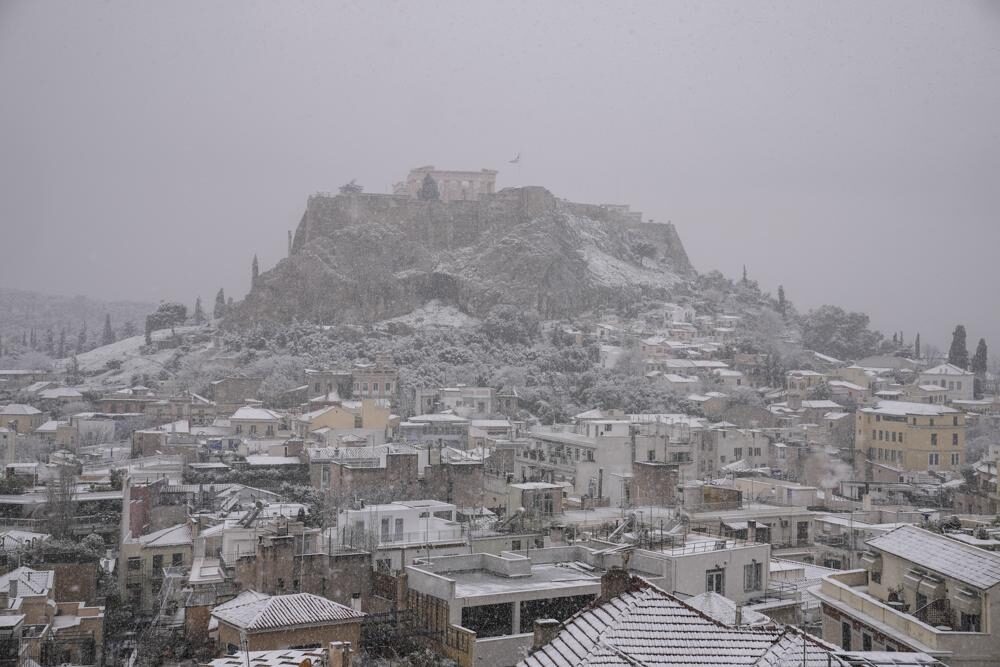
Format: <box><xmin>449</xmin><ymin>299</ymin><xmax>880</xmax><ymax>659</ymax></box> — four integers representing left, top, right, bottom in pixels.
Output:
<box><xmin>734</xmin><ymin>604</ymin><xmax>743</xmax><ymax>627</ymax></box>
<box><xmin>328</xmin><ymin>641</ymin><xmax>352</xmax><ymax>667</ymax></box>
<box><xmin>599</xmin><ymin>566</ymin><xmax>632</xmax><ymax>603</ymax></box>
<box><xmin>532</xmin><ymin>618</ymin><xmax>560</xmax><ymax>650</ymax></box>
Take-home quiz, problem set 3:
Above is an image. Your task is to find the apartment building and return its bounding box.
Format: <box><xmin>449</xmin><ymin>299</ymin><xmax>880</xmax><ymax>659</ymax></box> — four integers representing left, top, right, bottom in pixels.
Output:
<box><xmin>813</xmin><ymin>525</ymin><xmax>1000</xmax><ymax>666</ymax></box>
<box><xmin>856</xmin><ymin>401</ymin><xmax>965</xmax><ymax>473</ymax></box>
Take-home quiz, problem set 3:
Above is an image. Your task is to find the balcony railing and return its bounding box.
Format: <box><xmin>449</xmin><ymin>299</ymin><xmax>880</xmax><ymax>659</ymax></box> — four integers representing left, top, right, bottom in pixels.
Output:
<box><xmin>816</xmin><ymin>571</ymin><xmax>991</xmax><ymax>654</ymax></box>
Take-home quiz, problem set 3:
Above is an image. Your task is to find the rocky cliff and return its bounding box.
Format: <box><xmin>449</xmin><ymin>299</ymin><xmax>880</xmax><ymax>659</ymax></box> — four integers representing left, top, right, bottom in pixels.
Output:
<box><xmin>230</xmin><ymin>186</ymin><xmax>694</xmax><ymax>325</ymax></box>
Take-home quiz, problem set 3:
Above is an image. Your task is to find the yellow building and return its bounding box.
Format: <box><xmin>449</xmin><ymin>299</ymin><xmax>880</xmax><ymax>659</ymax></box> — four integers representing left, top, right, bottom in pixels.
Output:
<box><xmin>0</xmin><ymin>404</ymin><xmax>45</xmax><ymax>434</ymax></box>
<box><xmin>856</xmin><ymin>401</ymin><xmax>965</xmax><ymax>473</ymax></box>
<box><xmin>294</xmin><ymin>399</ymin><xmax>392</xmax><ymax>439</ymax></box>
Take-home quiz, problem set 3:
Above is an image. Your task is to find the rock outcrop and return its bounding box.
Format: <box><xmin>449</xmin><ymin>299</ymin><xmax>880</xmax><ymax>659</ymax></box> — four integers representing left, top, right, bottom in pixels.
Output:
<box><xmin>230</xmin><ymin>186</ymin><xmax>694</xmax><ymax>325</ymax></box>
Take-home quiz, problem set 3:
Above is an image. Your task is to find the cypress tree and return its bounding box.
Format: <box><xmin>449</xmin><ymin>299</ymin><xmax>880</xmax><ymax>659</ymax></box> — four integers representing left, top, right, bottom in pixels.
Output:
<box><xmin>914</xmin><ymin>333</ymin><xmax>921</xmax><ymax>359</ymax></box>
<box><xmin>971</xmin><ymin>338</ymin><xmax>988</xmax><ymax>376</ymax></box>
<box><xmin>102</xmin><ymin>314</ymin><xmax>115</xmax><ymax>346</ymax></box>
<box><xmin>777</xmin><ymin>285</ymin><xmax>787</xmax><ymax>317</ymax></box>
<box><xmin>948</xmin><ymin>325</ymin><xmax>969</xmax><ymax>369</ymax></box>
<box><xmin>251</xmin><ymin>255</ymin><xmax>259</xmax><ymax>287</ymax></box>
<box><xmin>194</xmin><ymin>297</ymin><xmax>205</xmax><ymax>324</ymax></box>
<box><xmin>214</xmin><ymin>288</ymin><xmax>226</xmax><ymax>318</ymax></box>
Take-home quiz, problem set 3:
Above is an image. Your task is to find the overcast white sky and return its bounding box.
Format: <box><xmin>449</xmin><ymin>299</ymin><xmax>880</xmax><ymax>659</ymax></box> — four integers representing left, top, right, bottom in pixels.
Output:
<box><xmin>1</xmin><ymin>1</ymin><xmax>998</xmax><ymax>350</ymax></box>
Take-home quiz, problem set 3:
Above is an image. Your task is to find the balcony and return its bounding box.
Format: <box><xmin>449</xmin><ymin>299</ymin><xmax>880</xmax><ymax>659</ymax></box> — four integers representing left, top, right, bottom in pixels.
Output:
<box><xmin>813</xmin><ymin>570</ymin><xmax>993</xmax><ymax>658</ymax></box>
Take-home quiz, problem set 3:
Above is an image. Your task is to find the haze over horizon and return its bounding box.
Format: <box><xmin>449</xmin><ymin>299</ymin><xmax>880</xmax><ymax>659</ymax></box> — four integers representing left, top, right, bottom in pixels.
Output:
<box><xmin>2</xmin><ymin>1</ymin><xmax>998</xmax><ymax>352</ymax></box>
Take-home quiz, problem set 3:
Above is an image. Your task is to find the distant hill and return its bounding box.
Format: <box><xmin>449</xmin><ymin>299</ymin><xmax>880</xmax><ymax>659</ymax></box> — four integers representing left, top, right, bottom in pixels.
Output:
<box><xmin>0</xmin><ymin>288</ymin><xmax>156</xmax><ymax>343</ymax></box>
<box><xmin>229</xmin><ymin>186</ymin><xmax>694</xmax><ymax>325</ymax></box>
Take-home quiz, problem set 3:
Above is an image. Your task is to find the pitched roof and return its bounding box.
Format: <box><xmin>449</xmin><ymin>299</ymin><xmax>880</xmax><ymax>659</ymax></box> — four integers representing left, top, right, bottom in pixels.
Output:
<box><xmin>136</xmin><ymin>523</ymin><xmax>192</xmax><ymax>547</ymax></box>
<box><xmin>520</xmin><ymin>579</ymin><xmax>844</xmax><ymax>667</ymax></box>
<box><xmin>921</xmin><ymin>363</ymin><xmax>973</xmax><ymax>376</ymax></box>
<box><xmin>867</xmin><ymin>525</ymin><xmax>1000</xmax><ymax>590</ymax></box>
<box><xmin>0</xmin><ymin>404</ymin><xmax>42</xmax><ymax>416</ymax></box>
<box><xmin>861</xmin><ymin>401</ymin><xmax>959</xmax><ymax>417</ymax></box>
<box><xmin>208</xmin><ymin>649</ymin><xmax>327</xmax><ymax>667</ymax></box>
<box><xmin>0</xmin><ymin>567</ymin><xmax>54</xmax><ymax>596</ymax></box>
<box><xmin>684</xmin><ymin>591</ymin><xmax>772</xmax><ymax>627</ymax></box>
<box><xmin>211</xmin><ymin>591</ymin><xmax>364</xmax><ymax>631</ymax></box>
<box><xmin>230</xmin><ymin>406</ymin><xmax>282</xmax><ymax>421</ymax></box>
<box><xmin>38</xmin><ymin>388</ymin><xmax>83</xmax><ymax>400</ymax></box>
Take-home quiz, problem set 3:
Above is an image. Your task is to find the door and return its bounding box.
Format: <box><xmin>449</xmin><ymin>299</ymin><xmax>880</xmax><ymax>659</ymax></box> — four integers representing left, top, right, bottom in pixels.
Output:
<box><xmin>706</xmin><ymin>568</ymin><xmax>725</xmax><ymax>594</ymax></box>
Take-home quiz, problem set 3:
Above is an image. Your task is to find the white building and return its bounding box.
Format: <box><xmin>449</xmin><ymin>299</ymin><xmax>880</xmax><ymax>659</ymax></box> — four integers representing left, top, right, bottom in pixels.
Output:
<box><xmin>918</xmin><ymin>363</ymin><xmax>975</xmax><ymax>401</ymax></box>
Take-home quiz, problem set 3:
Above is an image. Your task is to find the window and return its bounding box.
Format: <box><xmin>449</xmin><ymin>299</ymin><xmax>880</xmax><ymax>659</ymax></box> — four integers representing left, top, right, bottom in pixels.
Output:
<box><xmin>929</xmin><ymin>453</ymin><xmax>939</xmax><ymax>466</ymax></box>
<box><xmin>249</xmin><ymin>424</ymin><xmax>257</xmax><ymax>435</ymax></box>
<box><xmin>898</xmin><ymin>433</ymin><xmax>903</xmax><ymax>443</ymax></box>
<box><xmin>929</xmin><ymin>418</ymin><xmax>935</xmax><ymax>427</ymax></box>
<box><xmin>604</xmin><ymin>423</ymin><xmax>612</xmax><ymax>432</ymax></box>
<box><xmin>511</xmin><ymin>540</ymin><xmax>522</xmax><ymax>551</ymax></box>
<box><xmin>841</xmin><ymin>621</ymin><xmax>851</xmax><ymax>650</ymax></box>
<box><xmin>372</xmin><ymin>382</ymin><xmax>379</xmax><ymax>393</ymax></box>
<box><xmin>734</xmin><ymin>448</ymin><xmax>743</xmax><ymax>459</ymax></box>
<box><xmin>172</xmin><ymin>553</ymin><xmax>183</xmax><ymax>566</ymax></box>
<box><xmin>891</xmin><ymin>432</ymin><xmax>897</xmax><ymax>443</ymax></box>
<box><xmin>127</xmin><ymin>557</ymin><xmax>141</xmax><ymax>571</ymax></box>
<box><xmin>648</xmin><ymin>449</ymin><xmax>656</xmax><ymax>461</ymax></box>
<box><xmin>951</xmin><ymin>453</ymin><xmax>960</xmax><ymax>466</ymax></box>
<box><xmin>960</xmin><ymin>612</ymin><xmax>981</xmax><ymax>632</ymax></box>
<box><xmin>743</xmin><ymin>562</ymin><xmax>762</xmax><ymax>592</ymax></box>
<box><xmin>152</xmin><ymin>554</ymin><xmax>163</xmax><ymax>571</ymax></box>
<box><xmin>953</xmin><ymin>416</ymin><xmax>959</xmax><ymax>426</ymax></box>
<box><xmin>385</xmin><ymin>382</ymin><xmax>392</xmax><ymax>393</ymax></box>
<box><xmin>862</xmin><ymin>633</ymin><xmax>872</xmax><ymax>651</ymax></box>
<box><xmin>952</xmin><ymin>433</ymin><xmax>959</xmax><ymax>446</ymax></box>
<box><xmin>931</xmin><ymin>433</ymin><xmax>937</xmax><ymax>446</ymax></box>
<box><xmin>706</xmin><ymin>568</ymin><xmax>725</xmax><ymax>594</ymax></box>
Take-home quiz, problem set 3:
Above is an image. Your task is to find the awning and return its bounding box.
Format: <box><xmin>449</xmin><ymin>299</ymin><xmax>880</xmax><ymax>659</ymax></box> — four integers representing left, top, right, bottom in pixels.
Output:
<box><xmin>724</xmin><ymin>521</ymin><xmax>750</xmax><ymax>531</ymax></box>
